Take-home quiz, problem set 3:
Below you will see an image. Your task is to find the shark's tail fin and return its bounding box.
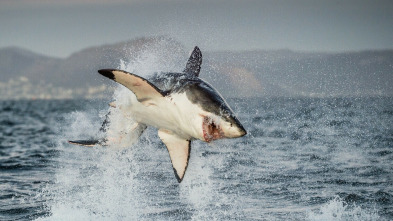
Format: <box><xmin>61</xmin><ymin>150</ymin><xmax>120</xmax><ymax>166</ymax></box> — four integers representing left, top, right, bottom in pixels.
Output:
<box><xmin>99</xmin><ymin>110</ymin><xmax>112</xmax><ymax>133</ymax></box>
<box><xmin>68</xmin><ymin>139</ymin><xmax>105</xmax><ymax>147</ymax></box>
<box><xmin>68</xmin><ymin>105</ymin><xmax>147</xmax><ymax>148</ymax></box>
<box><xmin>68</xmin><ymin>110</ymin><xmax>111</xmax><ymax>147</ymax></box>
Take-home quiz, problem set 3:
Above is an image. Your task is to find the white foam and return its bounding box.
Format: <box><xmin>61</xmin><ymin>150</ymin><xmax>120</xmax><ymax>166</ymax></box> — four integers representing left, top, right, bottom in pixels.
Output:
<box><xmin>179</xmin><ymin>141</ymin><xmax>244</xmax><ymax>220</ymax></box>
<box><xmin>37</xmin><ymin>148</ymin><xmax>144</xmax><ymax>220</ymax></box>
<box><xmin>37</xmin><ymin>104</ymin><xmax>144</xmax><ymax>220</ymax></box>
<box><xmin>306</xmin><ymin>196</ymin><xmax>380</xmax><ymax>221</ymax></box>
<box><xmin>180</xmin><ymin>142</ymin><xmax>214</xmax><ymax>220</ymax></box>
<box><xmin>38</xmin><ymin>40</ymin><xmax>218</xmax><ymax>220</ymax></box>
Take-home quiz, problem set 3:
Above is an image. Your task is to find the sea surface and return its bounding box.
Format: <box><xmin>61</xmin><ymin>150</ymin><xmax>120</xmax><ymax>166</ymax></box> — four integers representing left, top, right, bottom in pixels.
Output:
<box><xmin>0</xmin><ymin>97</ymin><xmax>392</xmax><ymax>220</ymax></box>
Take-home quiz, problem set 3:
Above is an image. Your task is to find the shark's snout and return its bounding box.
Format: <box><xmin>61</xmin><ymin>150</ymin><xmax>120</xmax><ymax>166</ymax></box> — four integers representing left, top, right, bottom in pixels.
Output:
<box><xmin>222</xmin><ymin>120</ymin><xmax>247</xmax><ymax>139</ymax></box>
<box><xmin>235</xmin><ymin>123</ymin><xmax>247</xmax><ymax>137</ymax></box>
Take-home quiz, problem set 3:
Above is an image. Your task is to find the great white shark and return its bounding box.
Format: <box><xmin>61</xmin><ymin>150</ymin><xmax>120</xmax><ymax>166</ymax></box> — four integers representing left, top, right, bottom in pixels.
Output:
<box><xmin>69</xmin><ymin>47</ymin><xmax>247</xmax><ymax>182</ymax></box>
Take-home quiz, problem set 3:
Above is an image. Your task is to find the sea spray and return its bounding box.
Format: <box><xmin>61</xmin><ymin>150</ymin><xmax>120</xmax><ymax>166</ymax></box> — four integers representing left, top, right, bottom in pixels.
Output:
<box><xmin>306</xmin><ymin>196</ymin><xmax>380</xmax><ymax>221</ymax></box>
<box><xmin>179</xmin><ymin>141</ymin><xmax>246</xmax><ymax>220</ymax></box>
<box><xmin>180</xmin><ymin>141</ymin><xmax>214</xmax><ymax>220</ymax></box>
<box><xmin>38</xmin><ymin>39</ymin><xmax>190</xmax><ymax>220</ymax></box>
<box><xmin>24</xmin><ymin>41</ymin><xmax>392</xmax><ymax>220</ymax></box>
<box><xmin>37</xmin><ymin>106</ymin><xmax>143</xmax><ymax>220</ymax></box>
<box><xmin>120</xmin><ymin>37</ymin><xmax>185</xmax><ymax>77</ymax></box>
<box><xmin>0</xmin><ymin>85</ymin><xmax>388</xmax><ymax>221</ymax></box>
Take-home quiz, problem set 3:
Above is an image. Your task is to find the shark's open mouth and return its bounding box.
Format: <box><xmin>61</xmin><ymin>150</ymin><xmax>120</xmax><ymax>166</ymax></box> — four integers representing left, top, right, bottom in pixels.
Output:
<box><xmin>202</xmin><ymin>116</ymin><xmax>224</xmax><ymax>142</ymax></box>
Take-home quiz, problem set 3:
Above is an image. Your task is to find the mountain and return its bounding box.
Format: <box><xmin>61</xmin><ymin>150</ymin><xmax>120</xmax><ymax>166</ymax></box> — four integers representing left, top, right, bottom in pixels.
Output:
<box><xmin>0</xmin><ymin>37</ymin><xmax>392</xmax><ymax>99</ymax></box>
<box><xmin>205</xmin><ymin>50</ymin><xmax>393</xmax><ymax>97</ymax></box>
<box><xmin>0</xmin><ymin>47</ymin><xmax>61</xmax><ymax>83</ymax></box>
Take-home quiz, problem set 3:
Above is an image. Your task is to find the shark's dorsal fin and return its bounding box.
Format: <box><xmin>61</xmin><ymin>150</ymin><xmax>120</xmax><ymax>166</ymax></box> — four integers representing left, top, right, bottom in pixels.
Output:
<box><xmin>183</xmin><ymin>46</ymin><xmax>202</xmax><ymax>77</ymax></box>
<box><xmin>158</xmin><ymin>129</ymin><xmax>191</xmax><ymax>183</ymax></box>
<box><xmin>98</xmin><ymin>69</ymin><xmax>166</xmax><ymax>104</ymax></box>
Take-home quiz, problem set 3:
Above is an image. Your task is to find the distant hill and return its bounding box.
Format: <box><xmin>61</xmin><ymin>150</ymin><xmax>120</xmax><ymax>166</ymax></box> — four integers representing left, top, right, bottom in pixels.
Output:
<box><xmin>0</xmin><ymin>36</ymin><xmax>392</xmax><ymax>99</ymax></box>
<box><xmin>205</xmin><ymin>49</ymin><xmax>393</xmax><ymax>97</ymax></box>
<box><xmin>0</xmin><ymin>47</ymin><xmax>61</xmax><ymax>83</ymax></box>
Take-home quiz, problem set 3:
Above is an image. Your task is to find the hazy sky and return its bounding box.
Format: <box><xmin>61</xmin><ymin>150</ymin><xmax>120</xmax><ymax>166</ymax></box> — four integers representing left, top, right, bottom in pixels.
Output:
<box><xmin>1</xmin><ymin>0</ymin><xmax>392</xmax><ymax>57</ymax></box>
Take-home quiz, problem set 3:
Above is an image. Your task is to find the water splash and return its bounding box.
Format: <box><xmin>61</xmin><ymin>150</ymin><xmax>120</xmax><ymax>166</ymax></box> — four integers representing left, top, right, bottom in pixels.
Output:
<box><xmin>180</xmin><ymin>142</ymin><xmax>214</xmax><ymax>220</ymax></box>
<box><xmin>37</xmin><ymin>103</ymin><xmax>145</xmax><ymax>220</ymax></box>
<box><xmin>37</xmin><ymin>40</ymin><xmax>227</xmax><ymax>220</ymax></box>
<box><xmin>120</xmin><ymin>37</ymin><xmax>186</xmax><ymax>77</ymax></box>
<box><xmin>306</xmin><ymin>196</ymin><xmax>380</xmax><ymax>221</ymax></box>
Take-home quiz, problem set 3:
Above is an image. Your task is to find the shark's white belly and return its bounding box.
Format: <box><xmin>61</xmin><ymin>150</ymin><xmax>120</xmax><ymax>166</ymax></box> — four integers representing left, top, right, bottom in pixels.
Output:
<box><xmin>127</xmin><ymin>92</ymin><xmax>204</xmax><ymax>140</ymax></box>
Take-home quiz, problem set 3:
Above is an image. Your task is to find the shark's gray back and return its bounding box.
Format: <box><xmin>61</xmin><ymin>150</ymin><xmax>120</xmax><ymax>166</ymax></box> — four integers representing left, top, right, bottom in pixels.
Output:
<box><xmin>148</xmin><ymin>72</ymin><xmax>188</xmax><ymax>93</ymax></box>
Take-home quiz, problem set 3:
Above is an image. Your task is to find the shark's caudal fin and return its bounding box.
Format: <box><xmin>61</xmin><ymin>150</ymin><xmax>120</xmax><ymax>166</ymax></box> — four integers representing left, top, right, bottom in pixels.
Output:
<box><xmin>68</xmin><ymin>140</ymin><xmax>103</xmax><ymax>147</ymax></box>
<box><xmin>105</xmin><ymin>122</ymin><xmax>146</xmax><ymax>147</ymax></box>
<box><xmin>68</xmin><ymin>108</ymin><xmax>147</xmax><ymax>148</ymax></box>
<box><xmin>99</xmin><ymin>110</ymin><xmax>112</xmax><ymax>133</ymax></box>
<box><xmin>183</xmin><ymin>46</ymin><xmax>202</xmax><ymax>77</ymax></box>
<box><xmin>98</xmin><ymin>69</ymin><xmax>166</xmax><ymax>105</ymax></box>
<box><xmin>158</xmin><ymin>129</ymin><xmax>191</xmax><ymax>183</ymax></box>
<box><xmin>68</xmin><ymin>112</ymin><xmax>110</xmax><ymax>147</ymax></box>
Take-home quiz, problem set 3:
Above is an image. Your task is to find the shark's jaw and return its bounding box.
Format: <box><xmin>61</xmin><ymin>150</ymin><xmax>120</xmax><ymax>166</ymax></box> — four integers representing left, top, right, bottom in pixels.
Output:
<box><xmin>202</xmin><ymin>116</ymin><xmax>224</xmax><ymax>142</ymax></box>
<box><xmin>201</xmin><ymin>114</ymin><xmax>247</xmax><ymax>142</ymax></box>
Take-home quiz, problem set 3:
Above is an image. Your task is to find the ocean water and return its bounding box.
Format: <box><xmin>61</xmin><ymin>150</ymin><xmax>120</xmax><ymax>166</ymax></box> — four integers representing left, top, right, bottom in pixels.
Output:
<box><xmin>0</xmin><ymin>97</ymin><xmax>392</xmax><ymax>220</ymax></box>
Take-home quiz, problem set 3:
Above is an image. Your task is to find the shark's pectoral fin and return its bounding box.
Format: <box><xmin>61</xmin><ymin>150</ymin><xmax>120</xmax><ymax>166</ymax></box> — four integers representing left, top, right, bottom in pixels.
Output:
<box><xmin>158</xmin><ymin>129</ymin><xmax>191</xmax><ymax>183</ymax></box>
<box><xmin>98</xmin><ymin>69</ymin><xmax>166</xmax><ymax>105</ymax></box>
